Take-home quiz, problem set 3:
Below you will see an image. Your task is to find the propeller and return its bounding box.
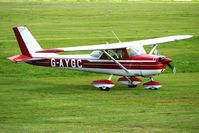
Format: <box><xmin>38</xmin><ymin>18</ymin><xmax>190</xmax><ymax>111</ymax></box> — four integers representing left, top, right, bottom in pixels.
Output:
<box><xmin>166</xmin><ymin>62</ymin><xmax>176</xmax><ymax>73</ymax></box>
<box><xmin>158</xmin><ymin>57</ymin><xmax>176</xmax><ymax>73</ymax></box>
<box><xmin>149</xmin><ymin>45</ymin><xmax>176</xmax><ymax>73</ymax></box>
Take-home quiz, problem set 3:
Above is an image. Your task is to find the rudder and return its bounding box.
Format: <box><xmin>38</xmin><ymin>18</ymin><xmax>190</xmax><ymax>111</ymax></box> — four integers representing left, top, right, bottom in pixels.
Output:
<box><xmin>13</xmin><ymin>26</ymin><xmax>42</xmax><ymax>57</ymax></box>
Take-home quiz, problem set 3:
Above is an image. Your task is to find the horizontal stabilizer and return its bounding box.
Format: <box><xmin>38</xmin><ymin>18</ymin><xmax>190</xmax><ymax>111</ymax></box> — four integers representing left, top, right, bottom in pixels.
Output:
<box><xmin>8</xmin><ymin>55</ymin><xmax>31</xmax><ymax>62</ymax></box>
<box><xmin>7</xmin><ymin>55</ymin><xmax>43</xmax><ymax>63</ymax></box>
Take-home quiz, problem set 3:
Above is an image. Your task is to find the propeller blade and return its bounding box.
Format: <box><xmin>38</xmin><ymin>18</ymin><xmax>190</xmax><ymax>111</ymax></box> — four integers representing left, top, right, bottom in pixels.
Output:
<box><xmin>167</xmin><ymin>63</ymin><xmax>176</xmax><ymax>73</ymax></box>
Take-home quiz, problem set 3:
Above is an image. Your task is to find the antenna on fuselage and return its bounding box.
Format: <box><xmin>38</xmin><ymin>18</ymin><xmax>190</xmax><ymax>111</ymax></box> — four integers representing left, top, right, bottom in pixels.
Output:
<box><xmin>112</xmin><ymin>31</ymin><xmax>121</xmax><ymax>43</ymax></box>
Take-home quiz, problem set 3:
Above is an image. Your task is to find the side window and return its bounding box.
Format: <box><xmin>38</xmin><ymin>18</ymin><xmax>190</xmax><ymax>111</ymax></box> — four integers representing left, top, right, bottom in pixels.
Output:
<box><xmin>116</xmin><ymin>49</ymin><xmax>124</xmax><ymax>59</ymax></box>
<box><xmin>107</xmin><ymin>49</ymin><xmax>124</xmax><ymax>59</ymax></box>
<box><xmin>90</xmin><ymin>51</ymin><xmax>103</xmax><ymax>58</ymax></box>
<box><xmin>127</xmin><ymin>47</ymin><xmax>139</xmax><ymax>56</ymax></box>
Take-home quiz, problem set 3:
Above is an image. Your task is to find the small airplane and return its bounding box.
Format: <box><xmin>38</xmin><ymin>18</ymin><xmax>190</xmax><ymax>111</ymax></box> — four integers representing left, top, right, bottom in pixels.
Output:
<box><xmin>8</xmin><ymin>26</ymin><xmax>192</xmax><ymax>91</ymax></box>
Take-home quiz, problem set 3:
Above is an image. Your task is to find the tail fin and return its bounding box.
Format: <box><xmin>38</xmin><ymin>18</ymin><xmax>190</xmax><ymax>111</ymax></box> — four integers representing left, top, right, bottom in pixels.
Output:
<box><xmin>12</xmin><ymin>26</ymin><xmax>42</xmax><ymax>57</ymax></box>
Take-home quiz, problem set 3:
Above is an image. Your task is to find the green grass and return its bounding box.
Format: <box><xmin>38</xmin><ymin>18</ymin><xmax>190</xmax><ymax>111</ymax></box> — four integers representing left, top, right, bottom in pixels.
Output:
<box><xmin>0</xmin><ymin>73</ymin><xmax>199</xmax><ymax>132</ymax></box>
<box><xmin>0</xmin><ymin>1</ymin><xmax>199</xmax><ymax>132</ymax></box>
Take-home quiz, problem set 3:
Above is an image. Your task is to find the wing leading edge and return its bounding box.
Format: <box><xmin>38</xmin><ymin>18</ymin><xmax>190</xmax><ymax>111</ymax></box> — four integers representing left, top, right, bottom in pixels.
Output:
<box><xmin>36</xmin><ymin>35</ymin><xmax>192</xmax><ymax>53</ymax></box>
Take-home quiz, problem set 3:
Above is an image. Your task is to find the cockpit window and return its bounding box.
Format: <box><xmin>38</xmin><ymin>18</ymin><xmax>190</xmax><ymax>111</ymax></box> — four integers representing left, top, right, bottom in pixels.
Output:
<box><xmin>127</xmin><ymin>47</ymin><xmax>140</xmax><ymax>56</ymax></box>
<box><xmin>107</xmin><ymin>49</ymin><xmax>124</xmax><ymax>59</ymax></box>
<box><xmin>90</xmin><ymin>50</ymin><xmax>103</xmax><ymax>58</ymax></box>
<box><xmin>91</xmin><ymin>48</ymin><xmax>140</xmax><ymax>59</ymax></box>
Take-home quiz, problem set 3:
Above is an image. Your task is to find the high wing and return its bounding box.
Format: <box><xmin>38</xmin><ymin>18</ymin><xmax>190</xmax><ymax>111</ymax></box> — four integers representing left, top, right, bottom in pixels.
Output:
<box><xmin>36</xmin><ymin>35</ymin><xmax>192</xmax><ymax>53</ymax></box>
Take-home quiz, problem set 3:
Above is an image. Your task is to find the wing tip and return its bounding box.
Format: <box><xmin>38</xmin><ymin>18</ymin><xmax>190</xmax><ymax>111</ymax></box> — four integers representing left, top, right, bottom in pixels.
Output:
<box><xmin>187</xmin><ymin>35</ymin><xmax>193</xmax><ymax>38</ymax></box>
<box><xmin>183</xmin><ymin>35</ymin><xmax>193</xmax><ymax>38</ymax></box>
<box><xmin>174</xmin><ymin>35</ymin><xmax>193</xmax><ymax>40</ymax></box>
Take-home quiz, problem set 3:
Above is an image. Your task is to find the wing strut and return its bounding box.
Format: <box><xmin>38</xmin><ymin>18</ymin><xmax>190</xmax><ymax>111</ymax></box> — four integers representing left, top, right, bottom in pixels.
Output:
<box><xmin>112</xmin><ymin>31</ymin><xmax>121</xmax><ymax>43</ymax></box>
<box><xmin>102</xmin><ymin>50</ymin><xmax>129</xmax><ymax>73</ymax></box>
<box><xmin>149</xmin><ymin>44</ymin><xmax>158</xmax><ymax>55</ymax></box>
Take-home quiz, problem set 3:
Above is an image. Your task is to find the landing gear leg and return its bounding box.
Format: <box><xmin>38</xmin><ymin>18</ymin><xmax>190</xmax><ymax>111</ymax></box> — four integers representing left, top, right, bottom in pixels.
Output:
<box><xmin>148</xmin><ymin>77</ymin><xmax>156</xmax><ymax>90</ymax></box>
<box><xmin>108</xmin><ymin>74</ymin><xmax>113</xmax><ymax>80</ymax></box>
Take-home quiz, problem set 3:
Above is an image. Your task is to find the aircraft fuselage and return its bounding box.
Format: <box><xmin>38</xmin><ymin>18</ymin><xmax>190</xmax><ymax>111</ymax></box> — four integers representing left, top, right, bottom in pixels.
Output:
<box><xmin>27</xmin><ymin>54</ymin><xmax>166</xmax><ymax>77</ymax></box>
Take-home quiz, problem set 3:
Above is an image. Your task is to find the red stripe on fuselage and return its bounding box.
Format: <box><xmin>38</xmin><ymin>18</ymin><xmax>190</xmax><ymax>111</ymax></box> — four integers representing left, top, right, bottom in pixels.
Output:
<box><xmin>28</xmin><ymin>58</ymin><xmax>165</xmax><ymax>70</ymax></box>
<box><xmin>83</xmin><ymin>62</ymin><xmax>165</xmax><ymax>70</ymax></box>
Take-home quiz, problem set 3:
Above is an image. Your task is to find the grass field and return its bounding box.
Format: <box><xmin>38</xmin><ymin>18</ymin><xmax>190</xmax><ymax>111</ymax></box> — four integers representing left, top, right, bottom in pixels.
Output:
<box><xmin>0</xmin><ymin>1</ymin><xmax>199</xmax><ymax>132</ymax></box>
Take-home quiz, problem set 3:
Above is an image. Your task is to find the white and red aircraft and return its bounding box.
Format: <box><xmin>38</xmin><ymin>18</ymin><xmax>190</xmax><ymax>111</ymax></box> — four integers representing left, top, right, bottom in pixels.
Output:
<box><xmin>8</xmin><ymin>26</ymin><xmax>192</xmax><ymax>91</ymax></box>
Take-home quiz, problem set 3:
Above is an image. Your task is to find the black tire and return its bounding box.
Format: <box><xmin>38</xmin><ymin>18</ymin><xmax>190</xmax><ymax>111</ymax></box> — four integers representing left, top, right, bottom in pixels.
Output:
<box><xmin>128</xmin><ymin>85</ymin><xmax>137</xmax><ymax>88</ymax></box>
<box><xmin>148</xmin><ymin>87</ymin><xmax>158</xmax><ymax>90</ymax></box>
<box><xmin>100</xmin><ymin>87</ymin><xmax>110</xmax><ymax>91</ymax></box>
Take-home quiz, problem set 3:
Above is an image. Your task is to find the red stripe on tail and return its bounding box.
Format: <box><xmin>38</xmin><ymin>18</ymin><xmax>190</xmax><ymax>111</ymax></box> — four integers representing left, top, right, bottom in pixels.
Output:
<box><xmin>13</xmin><ymin>27</ymin><xmax>31</xmax><ymax>57</ymax></box>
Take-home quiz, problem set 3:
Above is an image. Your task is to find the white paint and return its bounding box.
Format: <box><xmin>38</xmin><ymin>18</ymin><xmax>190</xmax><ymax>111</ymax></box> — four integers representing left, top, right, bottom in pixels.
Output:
<box><xmin>49</xmin><ymin>35</ymin><xmax>192</xmax><ymax>52</ymax></box>
<box><xmin>143</xmin><ymin>85</ymin><xmax>162</xmax><ymax>89</ymax></box>
<box><xmin>88</xmin><ymin>59</ymin><xmax>156</xmax><ymax>63</ymax></box>
<box><xmin>17</xmin><ymin>26</ymin><xmax>58</xmax><ymax>58</ymax></box>
<box><xmin>61</xmin><ymin>67</ymin><xmax>163</xmax><ymax>77</ymax></box>
<box><xmin>18</xmin><ymin>26</ymin><xmax>42</xmax><ymax>55</ymax></box>
<box><xmin>92</xmin><ymin>84</ymin><xmax>115</xmax><ymax>89</ymax></box>
<box><xmin>119</xmin><ymin>80</ymin><xmax>142</xmax><ymax>85</ymax></box>
<box><xmin>71</xmin><ymin>59</ymin><xmax>76</xmax><ymax>68</ymax></box>
<box><xmin>59</xmin><ymin>59</ymin><xmax>64</xmax><ymax>67</ymax></box>
<box><xmin>51</xmin><ymin>59</ymin><xmax>56</xmax><ymax>67</ymax></box>
<box><xmin>84</xmin><ymin>63</ymin><xmax>162</xmax><ymax>67</ymax></box>
<box><xmin>65</xmin><ymin>59</ymin><xmax>70</xmax><ymax>67</ymax></box>
<box><xmin>77</xmin><ymin>59</ymin><xmax>82</xmax><ymax>68</ymax></box>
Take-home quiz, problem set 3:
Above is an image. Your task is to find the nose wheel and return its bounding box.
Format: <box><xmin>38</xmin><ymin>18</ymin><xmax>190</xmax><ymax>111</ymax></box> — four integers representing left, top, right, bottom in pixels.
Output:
<box><xmin>143</xmin><ymin>77</ymin><xmax>161</xmax><ymax>90</ymax></box>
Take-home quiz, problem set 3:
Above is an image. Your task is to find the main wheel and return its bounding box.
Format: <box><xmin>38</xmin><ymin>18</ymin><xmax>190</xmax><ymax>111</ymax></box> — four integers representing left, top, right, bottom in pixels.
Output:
<box><xmin>128</xmin><ymin>84</ymin><xmax>137</xmax><ymax>88</ymax></box>
<box><xmin>100</xmin><ymin>87</ymin><xmax>110</xmax><ymax>91</ymax></box>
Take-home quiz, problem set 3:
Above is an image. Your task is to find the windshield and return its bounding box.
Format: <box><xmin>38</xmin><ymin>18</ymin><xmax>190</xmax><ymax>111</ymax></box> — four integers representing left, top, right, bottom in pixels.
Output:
<box><xmin>90</xmin><ymin>49</ymin><xmax>125</xmax><ymax>59</ymax></box>
<box><xmin>91</xmin><ymin>47</ymin><xmax>141</xmax><ymax>59</ymax></box>
<box><xmin>90</xmin><ymin>50</ymin><xmax>103</xmax><ymax>58</ymax></box>
<box><xmin>127</xmin><ymin>47</ymin><xmax>141</xmax><ymax>56</ymax></box>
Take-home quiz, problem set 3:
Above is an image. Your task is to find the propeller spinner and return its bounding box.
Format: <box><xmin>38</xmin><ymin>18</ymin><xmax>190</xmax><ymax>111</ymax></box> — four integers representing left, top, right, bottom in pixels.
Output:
<box><xmin>158</xmin><ymin>56</ymin><xmax>176</xmax><ymax>73</ymax></box>
<box><xmin>149</xmin><ymin>45</ymin><xmax>176</xmax><ymax>73</ymax></box>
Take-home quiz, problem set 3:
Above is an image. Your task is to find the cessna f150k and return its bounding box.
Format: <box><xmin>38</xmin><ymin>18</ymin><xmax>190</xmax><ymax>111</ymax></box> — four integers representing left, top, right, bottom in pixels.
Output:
<box><xmin>8</xmin><ymin>26</ymin><xmax>192</xmax><ymax>91</ymax></box>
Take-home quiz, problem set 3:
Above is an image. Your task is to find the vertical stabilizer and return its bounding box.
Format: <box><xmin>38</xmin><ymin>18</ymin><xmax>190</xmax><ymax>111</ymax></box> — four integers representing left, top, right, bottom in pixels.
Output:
<box><xmin>13</xmin><ymin>26</ymin><xmax>42</xmax><ymax>57</ymax></box>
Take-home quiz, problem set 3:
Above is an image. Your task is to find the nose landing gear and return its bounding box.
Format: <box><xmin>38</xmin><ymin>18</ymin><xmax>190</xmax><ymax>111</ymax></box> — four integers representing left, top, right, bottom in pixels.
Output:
<box><xmin>143</xmin><ymin>77</ymin><xmax>161</xmax><ymax>90</ymax></box>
